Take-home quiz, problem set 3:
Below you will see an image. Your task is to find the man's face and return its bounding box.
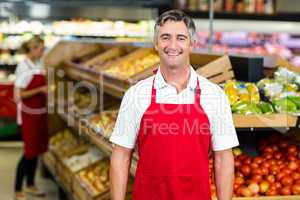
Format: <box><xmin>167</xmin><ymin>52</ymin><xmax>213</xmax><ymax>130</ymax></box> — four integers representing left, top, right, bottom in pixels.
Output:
<box><xmin>155</xmin><ymin>21</ymin><xmax>193</xmax><ymax>69</ymax></box>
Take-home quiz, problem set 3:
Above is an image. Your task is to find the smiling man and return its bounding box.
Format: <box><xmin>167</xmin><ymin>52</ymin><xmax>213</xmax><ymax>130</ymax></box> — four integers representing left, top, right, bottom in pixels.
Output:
<box><xmin>109</xmin><ymin>10</ymin><xmax>239</xmax><ymax>200</ymax></box>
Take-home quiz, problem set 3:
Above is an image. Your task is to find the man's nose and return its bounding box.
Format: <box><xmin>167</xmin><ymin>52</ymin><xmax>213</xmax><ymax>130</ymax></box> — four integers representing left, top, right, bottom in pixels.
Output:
<box><xmin>169</xmin><ymin>37</ymin><xmax>177</xmax><ymax>49</ymax></box>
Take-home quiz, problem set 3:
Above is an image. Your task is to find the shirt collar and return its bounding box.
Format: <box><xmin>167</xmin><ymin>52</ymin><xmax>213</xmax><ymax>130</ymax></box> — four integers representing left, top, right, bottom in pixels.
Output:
<box><xmin>154</xmin><ymin>66</ymin><xmax>198</xmax><ymax>91</ymax></box>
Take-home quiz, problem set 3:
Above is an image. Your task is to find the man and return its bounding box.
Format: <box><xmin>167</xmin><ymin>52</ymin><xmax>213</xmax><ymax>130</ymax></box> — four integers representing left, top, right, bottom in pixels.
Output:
<box><xmin>110</xmin><ymin>10</ymin><xmax>239</xmax><ymax>200</ymax></box>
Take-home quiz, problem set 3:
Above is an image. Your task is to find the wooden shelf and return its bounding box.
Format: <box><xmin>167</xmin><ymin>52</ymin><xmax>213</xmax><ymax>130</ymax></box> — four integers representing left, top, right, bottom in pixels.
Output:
<box><xmin>233</xmin><ymin>114</ymin><xmax>298</xmax><ymax>128</ymax></box>
<box><xmin>58</xmin><ymin>112</ymin><xmax>138</xmax><ymax>176</ymax></box>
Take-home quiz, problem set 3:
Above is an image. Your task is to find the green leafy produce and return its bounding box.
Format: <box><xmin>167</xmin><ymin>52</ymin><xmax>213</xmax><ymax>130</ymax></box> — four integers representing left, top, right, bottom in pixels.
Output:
<box><xmin>272</xmin><ymin>97</ymin><xmax>298</xmax><ymax>113</ymax></box>
<box><xmin>258</xmin><ymin>102</ymin><xmax>274</xmax><ymax>114</ymax></box>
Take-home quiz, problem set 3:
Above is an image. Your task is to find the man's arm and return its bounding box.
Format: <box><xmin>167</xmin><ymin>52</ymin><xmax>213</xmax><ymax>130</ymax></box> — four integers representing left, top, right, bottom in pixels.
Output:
<box><xmin>110</xmin><ymin>144</ymin><xmax>133</xmax><ymax>200</ymax></box>
<box><xmin>214</xmin><ymin>148</ymin><xmax>234</xmax><ymax>200</ymax></box>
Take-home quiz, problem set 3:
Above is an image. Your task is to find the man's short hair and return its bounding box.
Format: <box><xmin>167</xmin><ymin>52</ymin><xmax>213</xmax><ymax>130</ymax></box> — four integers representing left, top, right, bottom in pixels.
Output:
<box><xmin>154</xmin><ymin>10</ymin><xmax>196</xmax><ymax>43</ymax></box>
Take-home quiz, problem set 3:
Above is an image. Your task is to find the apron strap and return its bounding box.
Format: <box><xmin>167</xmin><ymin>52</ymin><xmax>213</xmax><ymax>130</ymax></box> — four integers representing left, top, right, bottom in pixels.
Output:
<box><xmin>194</xmin><ymin>78</ymin><xmax>201</xmax><ymax>106</ymax></box>
<box><xmin>150</xmin><ymin>76</ymin><xmax>156</xmax><ymax>104</ymax></box>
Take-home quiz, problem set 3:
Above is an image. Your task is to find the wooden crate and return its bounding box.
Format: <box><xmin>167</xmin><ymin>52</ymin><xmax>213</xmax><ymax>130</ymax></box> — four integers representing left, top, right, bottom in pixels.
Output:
<box><xmin>196</xmin><ymin>55</ymin><xmax>235</xmax><ymax>84</ymax></box>
<box><xmin>102</xmin><ymin>48</ymin><xmax>159</xmax><ymax>97</ymax></box>
<box><xmin>42</xmin><ymin>151</ymin><xmax>57</xmax><ymax>176</ymax></box>
<box><xmin>263</xmin><ymin>55</ymin><xmax>300</xmax><ymax>77</ymax></box>
<box><xmin>73</xmin><ymin>160</ymin><xmax>110</xmax><ymax>200</ymax></box>
<box><xmin>56</xmin><ymin>159</ymin><xmax>74</xmax><ymax>193</ymax></box>
<box><xmin>233</xmin><ymin>114</ymin><xmax>298</xmax><ymax>128</ymax></box>
<box><xmin>233</xmin><ymin>196</ymin><xmax>300</xmax><ymax>200</ymax></box>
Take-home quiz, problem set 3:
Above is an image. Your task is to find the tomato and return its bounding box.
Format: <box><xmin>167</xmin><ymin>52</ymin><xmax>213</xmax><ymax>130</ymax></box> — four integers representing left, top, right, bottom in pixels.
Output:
<box><xmin>288</xmin><ymin>161</ymin><xmax>299</xmax><ymax>171</ymax></box>
<box><xmin>233</xmin><ymin>183</ymin><xmax>239</xmax><ymax>192</ymax></box>
<box><xmin>264</xmin><ymin>152</ymin><xmax>273</xmax><ymax>160</ymax></box>
<box><xmin>266</xmin><ymin>189</ymin><xmax>277</xmax><ymax>196</ymax></box>
<box><xmin>253</xmin><ymin>156</ymin><xmax>263</xmax><ymax>165</ymax></box>
<box><xmin>243</xmin><ymin>157</ymin><xmax>252</xmax><ymax>165</ymax></box>
<box><xmin>250</xmin><ymin>162</ymin><xmax>259</xmax><ymax>170</ymax></box>
<box><xmin>288</xmin><ymin>155</ymin><xmax>297</xmax><ymax>162</ymax></box>
<box><xmin>288</xmin><ymin>145</ymin><xmax>297</xmax><ymax>155</ymax></box>
<box><xmin>292</xmin><ymin>184</ymin><xmax>300</xmax><ymax>195</ymax></box>
<box><xmin>296</xmin><ymin>179</ymin><xmax>300</xmax><ymax>185</ymax></box>
<box><xmin>293</xmin><ymin>172</ymin><xmax>300</xmax><ymax>181</ymax></box>
<box><xmin>263</xmin><ymin>147</ymin><xmax>273</xmax><ymax>154</ymax></box>
<box><xmin>248</xmin><ymin>183</ymin><xmax>259</xmax><ymax>195</ymax></box>
<box><xmin>235</xmin><ymin>171</ymin><xmax>244</xmax><ymax>178</ymax></box>
<box><xmin>274</xmin><ymin>182</ymin><xmax>282</xmax><ymax>190</ymax></box>
<box><xmin>259</xmin><ymin>181</ymin><xmax>270</xmax><ymax>194</ymax></box>
<box><xmin>281</xmin><ymin>176</ymin><xmax>294</xmax><ymax>187</ymax></box>
<box><xmin>234</xmin><ymin>159</ymin><xmax>241</xmax><ymax>169</ymax></box>
<box><xmin>266</xmin><ymin>175</ymin><xmax>275</xmax><ymax>184</ymax></box>
<box><xmin>282</xmin><ymin>168</ymin><xmax>292</xmax><ymax>175</ymax></box>
<box><xmin>261</xmin><ymin>167</ymin><xmax>269</xmax><ymax>176</ymax></box>
<box><xmin>238</xmin><ymin>186</ymin><xmax>253</xmax><ymax>197</ymax></box>
<box><xmin>261</xmin><ymin>162</ymin><xmax>270</xmax><ymax>169</ymax></box>
<box><xmin>251</xmin><ymin>174</ymin><xmax>263</xmax><ymax>183</ymax></box>
<box><xmin>270</xmin><ymin>165</ymin><xmax>280</xmax><ymax>175</ymax></box>
<box><xmin>241</xmin><ymin>165</ymin><xmax>251</xmax><ymax>176</ymax></box>
<box><xmin>280</xmin><ymin>186</ymin><xmax>292</xmax><ymax>195</ymax></box>
<box><xmin>276</xmin><ymin>172</ymin><xmax>286</xmax><ymax>181</ymax></box>
<box><xmin>274</xmin><ymin>152</ymin><xmax>283</xmax><ymax>160</ymax></box>
<box><xmin>235</xmin><ymin>176</ymin><xmax>245</xmax><ymax>185</ymax></box>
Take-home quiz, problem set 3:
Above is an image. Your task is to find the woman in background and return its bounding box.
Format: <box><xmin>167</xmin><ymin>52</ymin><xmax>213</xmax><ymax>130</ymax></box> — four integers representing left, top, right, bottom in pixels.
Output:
<box><xmin>14</xmin><ymin>36</ymin><xmax>48</xmax><ymax>200</ymax></box>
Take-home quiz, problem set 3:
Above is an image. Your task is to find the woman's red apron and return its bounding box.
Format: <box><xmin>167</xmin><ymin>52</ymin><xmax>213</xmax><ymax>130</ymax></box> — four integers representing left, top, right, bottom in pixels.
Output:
<box><xmin>21</xmin><ymin>74</ymin><xmax>48</xmax><ymax>159</ymax></box>
<box><xmin>133</xmin><ymin>76</ymin><xmax>212</xmax><ymax>200</ymax></box>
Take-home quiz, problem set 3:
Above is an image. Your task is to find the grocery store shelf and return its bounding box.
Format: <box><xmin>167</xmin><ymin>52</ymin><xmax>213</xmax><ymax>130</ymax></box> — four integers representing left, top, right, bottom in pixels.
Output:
<box><xmin>187</xmin><ymin>10</ymin><xmax>300</xmax><ymax>22</ymax></box>
<box><xmin>194</xmin><ymin>19</ymin><xmax>300</xmax><ymax>34</ymax></box>
<box><xmin>57</xmin><ymin>111</ymin><xmax>138</xmax><ymax>176</ymax></box>
<box><xmin>64</xmin><ymin>63</ymin><xmax>101</xmax><ymax>85</ymax></box>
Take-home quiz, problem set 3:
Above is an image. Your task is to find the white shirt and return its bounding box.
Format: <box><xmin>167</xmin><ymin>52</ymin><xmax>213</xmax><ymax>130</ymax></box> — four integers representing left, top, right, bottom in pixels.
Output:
<box><xmin>109</xmin><ymin>67</ymin><xmax>239</xmax><ymax>151</ymax></box>
<box><xmin>14</xmin><ymin>58</ymin><xmax>45</xmax><ymax>124</ymax></box>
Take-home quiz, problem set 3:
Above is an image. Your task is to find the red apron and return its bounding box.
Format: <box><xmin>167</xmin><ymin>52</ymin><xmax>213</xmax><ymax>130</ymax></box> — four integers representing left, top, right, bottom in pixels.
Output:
<box><xmin>133</xmin><ymin>76</ymin><xmax>212</xmax><ymax>200</ymax></box>
<box><xmin>21</xmin><ymin>74</ymin><xmax>48</xmax><ymax>159</ymax></box>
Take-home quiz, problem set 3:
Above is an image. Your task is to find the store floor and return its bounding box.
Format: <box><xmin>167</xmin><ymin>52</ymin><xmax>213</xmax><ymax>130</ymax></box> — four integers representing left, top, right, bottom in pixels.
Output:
<box><xmin>0</xmin><ymin>142</ymin><xmax>61</xmax><ymax>200</ymax></box>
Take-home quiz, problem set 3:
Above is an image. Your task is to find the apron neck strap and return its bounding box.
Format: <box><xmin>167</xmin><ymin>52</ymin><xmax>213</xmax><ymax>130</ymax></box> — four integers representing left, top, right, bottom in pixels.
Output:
<box><xmin>150</xmin><ymin>76</ymin><xmax>201</xmax><ymax>105</ymax></box>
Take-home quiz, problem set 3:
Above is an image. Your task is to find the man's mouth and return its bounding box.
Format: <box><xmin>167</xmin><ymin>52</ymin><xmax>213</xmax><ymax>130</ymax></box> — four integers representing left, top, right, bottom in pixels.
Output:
<box><xmin>164</xmin><ymin>49</ymin><xmax>182</xmax><ymax>57</ymax></box>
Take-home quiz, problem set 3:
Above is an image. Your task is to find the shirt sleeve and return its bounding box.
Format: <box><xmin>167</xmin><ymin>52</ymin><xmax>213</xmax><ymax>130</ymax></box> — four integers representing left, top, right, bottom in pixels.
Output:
<box><xmin>109</xmin><ymin>87</ymin><xmax>140</xmax><ymax>149</ymax></box>
<box><xmin>14</xmin><ymin>62</ymin><xmax>33</xmax><ymax>89</ymax></box>
<box><xmin>210</xmin><ymin>86</ymin><xmax>239</xmax><ymax>151</ymax></box>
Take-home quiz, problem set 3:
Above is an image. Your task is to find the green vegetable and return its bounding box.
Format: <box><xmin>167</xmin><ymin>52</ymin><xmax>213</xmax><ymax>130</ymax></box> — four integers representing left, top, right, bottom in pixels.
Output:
<box><xmin>272</xmin><ymin>97</ymin><xmax>298</xmax><ymax>113</ymax></box>
<box><xmin>287</xmin><ymin>96</ymin><xmax>300</xmax><ymax>109</ymax></box>
<box><xmin>248</xmin><ymin>104</ymin><xmax>262</xmax><ymax>114</ymax></box>
<box><xmin>231</xmin><ymin>101</ymin><xmax>249</xmax><ymax>113</ymax></box>
<box><xmin>258</xmin><ymin>101</ymin><xmax>274</xmax><ymax>114</ymax></box>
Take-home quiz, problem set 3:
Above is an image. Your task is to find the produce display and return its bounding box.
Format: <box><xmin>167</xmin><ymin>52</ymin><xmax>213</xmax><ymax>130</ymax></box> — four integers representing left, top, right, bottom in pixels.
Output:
<box><xmin>89</xmin><ymin>111</ymin><xmax>118</xmax><ymax>139</ymax></box>
<box><xmin>49</xmin><ymin>129</ymin><xmax>84</xmax><ymax>157</ymax></box>
<box><xmin>0</xmin><ymin>70</ymin><xmax>15</xmax><ymax>82</ymax></box>
<box><xmin>232</xmin><ymin>134</ymin><xmax>300</xmax><ymax>197</ymax></box>
<box><xmin>63</xmin><ymin>146</ymin><xmax>104</xmax><ymax>172</ymax></box>
<box><xmin>104</xmin><ymin>51</ymin><xmax>159</xmax><ymax>78</ymax></box>
<box><xmin>258</xmin><ymin>67</ymin><xmax>300</xmax><ymax>114</ymax></box>
<box><xmin>224</xmin><ymin>67</ymin><xmax>300</xmax><ymax>115</ymax></box>
<box><xmin>77</xmin><ymin>159</ymin><xmax>110</xmax><ymax>197</ymax></box>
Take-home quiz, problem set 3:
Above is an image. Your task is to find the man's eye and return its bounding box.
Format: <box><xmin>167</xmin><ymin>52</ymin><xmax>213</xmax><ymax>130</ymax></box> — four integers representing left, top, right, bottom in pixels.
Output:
<box><xmin>178</xmin><ymin>37</ymin><xmax>186</xmax><ymax>41</ymax></box>
<box><xmin>161</xmin><ymin>36</ymin><xmax>169</xmax><ymax>40</ymax></box>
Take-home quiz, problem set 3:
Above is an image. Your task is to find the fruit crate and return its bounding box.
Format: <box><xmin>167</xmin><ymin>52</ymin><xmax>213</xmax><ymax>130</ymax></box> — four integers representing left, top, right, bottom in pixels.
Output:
<box><xmin>263</xmin><ymin>54</ymin><xmax>300</xmax><ymax>77</ymax></box>
<box><xmin>233</xmin><ymin>196</ymin><xmax>300</xmax><ymax>200</ymax></box>
<box><xmin>102</xmin><ymin>47</ymin><xmax>159</xmax><ymax>98</ymax></box>
<box><xmin>73</xmin><ymin>159</ymin><xmax>110</xmax><ymax>200</ymax></box>
<box><xmin>195</xmin><ymin>55</ymin><xmax>234</xmax><ymax>84</ymax></box>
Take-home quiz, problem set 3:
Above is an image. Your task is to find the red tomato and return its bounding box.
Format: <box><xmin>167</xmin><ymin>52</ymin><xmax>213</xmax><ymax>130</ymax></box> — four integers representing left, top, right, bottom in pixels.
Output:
<box><xmin>270</xmin><ymin>165</ymin><xmax>280</xmax><ymax>175</ymax></box>
<box><xmin>288</xmin><ymin>145</ymin><xmax>297</xmax><ymax>155</ymax></box>
<box><xmin>250</xmin><ymin>162</ymin><xmax>259</xmax><ymax>170</ymax></box>
<box><xmin>235</xmin><ymin>176</ymin><xmax>245</xmax><ymax>185</ymax></box>
<box><xmin>292</xmin><ymin>184</ymin><xmax>300</xmax><ymax>195</ymax></box>
<box><xmin>276</xmin><ymin>172</ymin><xmax>286</xmax><ymax>181</ymax></box>
<box><xmin>243</xmin><ymin>157</ymin><xmax>252</xmax><ymax>165</ymax></box>
<box><xmin>234</xmin><ymin>159</ymin><xmax>241</xmax><ymax>169</ymax></box>
<box><xmin>279</xmin><ymin>140</ymin><xmax>289</xmax><ymax>149</ymax></box>
<box><xmin>288</xmin><ymin>161</ymin><xmax>299</xmax><ymax>171</ymax></box>
<box><xmin>280</xmin><ymin>186</ymin><xmax>292</xmax><ymax>195</ymax></box>
<box><xmin>274</xmin><ymin>152</ymin><xmax>283</xmax><ymax>160</ymax></box>
<box><xmin>292</xmin><ymin>172</ymin><xmax>300</xmax><ymax>181</ymax></box>
<box><xmin>266</xmin><ymin>189</ymin><xmax>277</xmax><ymax>196</ymax></box>
<box><xmin>241</xmin><ymin>165</ymin><xmax>251</xmax><ymax>176</ymax></box>
<box><xmin>274</xmin><ymin>182</ymin><xmax>282</xmax><ymax>190</ymax></box>
<box><xmin>261</xmin><ymin>162</ymin><xmax>270</xmax><ymax>169</ymax></box>
<box><xmin>261</xmin><ymin>167</ymin><xmax>269</xmax><ymax>176</ymax></box>
<box><xmin>266</xmin><ymin>175</ymin><xmax>275</xmax><ymax>184</ymax></box>
<box><xmin>251</xmin><ymin>174</ymin><xmax>263</xmax><ymax>183</ymax></box>
<box><xmin>281</xmin><ymin>176</ymin><xmax>294</xmax><ymax>187</ymax></box>
<box><xmin>253</xmin><ymin>156</ymin><xmax>263</xmax><ymax>165</ymax></box>
<box><xmin>238</xmin><ymin>186</ymin><xmax>253</xmax><ymax>197</ymax></box>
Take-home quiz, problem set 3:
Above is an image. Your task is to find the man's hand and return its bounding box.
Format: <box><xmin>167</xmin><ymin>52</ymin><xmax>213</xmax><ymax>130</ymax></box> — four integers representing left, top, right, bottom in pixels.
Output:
<box><xmin>110</xmin><ymin>144</ymin><xmax>133</xmax><ymax>200</ymax></box>
<box><xmin>214</xmin><ymin>148</ymin><xmax>234</xmax><ymax>200</ymax></box>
